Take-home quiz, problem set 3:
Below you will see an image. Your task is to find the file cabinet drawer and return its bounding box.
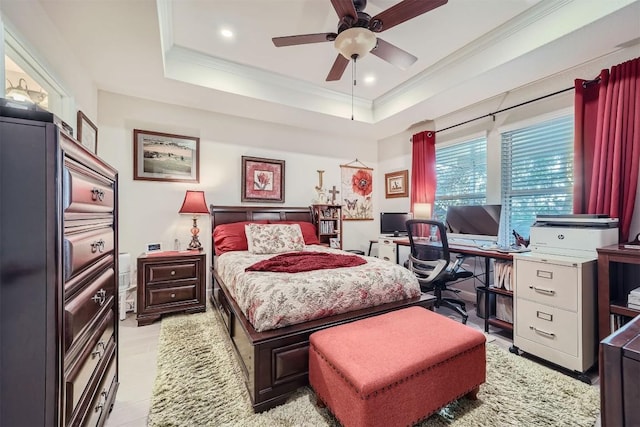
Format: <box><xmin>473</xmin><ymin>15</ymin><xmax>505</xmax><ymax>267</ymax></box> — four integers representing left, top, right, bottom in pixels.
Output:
<box><xmin>515</xmin><ymin>298</ymin><xmax>578</xmax><ymax>357</ymax></box>
<box><xmin>515</xmin><ymin>259</ymin><xmax>578</xmax><ymax>310</ymax></box>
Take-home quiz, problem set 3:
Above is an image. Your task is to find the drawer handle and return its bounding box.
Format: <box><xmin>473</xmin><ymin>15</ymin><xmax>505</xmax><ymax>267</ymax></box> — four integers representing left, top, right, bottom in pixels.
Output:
<box><xmin>529</xmin><ymin>326</ymin><xmax>556</xmax><ymax>339</ymax></box>
<box><xmin>92</xmin><ymin>289</ymin><xmax>107</xmax><ymax>306</ymax></box>
<box><xmin>171</xmin><ymin>293</ymin><xmax>176</xmax><ymax>298</ymax></box>
<box><xmin>94</xmin><ymin>390</ymin><xmax>108</xmax><ymax>413</ymax></box>
<box><xmin>91</xmin><ymin>239</ymin><xmax>106</xmax><ymax>253</ymax></box>
<box><xmin>92</xmin><ymin>341</ymin><xmax>106</xmax><ymax>359</ymax></box>
<box><xmin>170</xmin><ymin>270</ymin><xmax>176</xmax><ymax>276</ymax></box>
<box><xmin>91</xmin><ymin>187</ymin><xmax>105</xmax><ymax>202</ymax></box>
<box><xmin>529</xmin><ymin>286</ymin><xmax>555</xmax><ymax>296</ymax></box>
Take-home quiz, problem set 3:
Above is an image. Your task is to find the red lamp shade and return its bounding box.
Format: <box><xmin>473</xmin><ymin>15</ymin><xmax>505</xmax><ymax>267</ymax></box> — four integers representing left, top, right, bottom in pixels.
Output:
<box><xmin>179</xmin><ymin>190</ymin><xmax>209</xmax><ymax>215</ymax></box>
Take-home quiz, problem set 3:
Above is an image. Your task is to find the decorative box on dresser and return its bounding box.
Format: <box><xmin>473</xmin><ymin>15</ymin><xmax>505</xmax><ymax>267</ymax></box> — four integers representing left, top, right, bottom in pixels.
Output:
<box><xmin>0</xmin><ymin>104</ymin><xmax>119</xmax><ymax>426</ymax></box>
<box><xmin>136</xmin><ymin>251</ymin><xmax>206</xmax><ymax>326</ymax></box>
<box><xmin>510</xmin><ymin>252</ymin><xmax>597</xmax><ymax>382</ymax></box>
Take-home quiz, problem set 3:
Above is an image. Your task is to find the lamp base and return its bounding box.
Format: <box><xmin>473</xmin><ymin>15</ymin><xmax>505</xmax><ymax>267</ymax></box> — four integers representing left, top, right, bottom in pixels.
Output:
<box><xmin>187</xmin><ymin>217</ymin><xmax>203</xmax><ymax>251</ymax></box>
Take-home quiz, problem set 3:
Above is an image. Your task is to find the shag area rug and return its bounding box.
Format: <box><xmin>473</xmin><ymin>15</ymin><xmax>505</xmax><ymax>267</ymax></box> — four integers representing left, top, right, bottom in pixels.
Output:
<box><xmin>148</xmin><ymin>308</ymin><xmax>600</xmax><ymax>427</ymax></box>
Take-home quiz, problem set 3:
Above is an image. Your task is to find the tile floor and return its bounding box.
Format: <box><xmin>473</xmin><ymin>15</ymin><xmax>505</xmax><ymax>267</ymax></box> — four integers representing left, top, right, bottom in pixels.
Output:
<box><xmin>105</xmin><ymin>301</ymin><xmax>600</xmax><ymax>427</ymax></box>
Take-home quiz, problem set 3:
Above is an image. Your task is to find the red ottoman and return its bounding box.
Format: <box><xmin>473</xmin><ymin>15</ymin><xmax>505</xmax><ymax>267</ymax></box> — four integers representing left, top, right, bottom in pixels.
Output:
<box><xmin>309</xmin><ymin>306</ymin><xmax>486</xmax><ymax>427</ymax></box>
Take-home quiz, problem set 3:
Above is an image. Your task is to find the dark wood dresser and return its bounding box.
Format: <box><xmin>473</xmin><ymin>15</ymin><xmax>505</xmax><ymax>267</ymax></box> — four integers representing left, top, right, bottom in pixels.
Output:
<box><xmin>136</xmin><ymin>251</ymin><xmax>206</xmax><ymax>326</ymax></box>
<box><xmin>600</xmin><ymin>314</ymin><xmax>640</xmax><ymax>427</ymax></box>
<box><xmin>0</xmin><ymin>106</ymin><xmax>119</xmax><ymax>426</ymax></box>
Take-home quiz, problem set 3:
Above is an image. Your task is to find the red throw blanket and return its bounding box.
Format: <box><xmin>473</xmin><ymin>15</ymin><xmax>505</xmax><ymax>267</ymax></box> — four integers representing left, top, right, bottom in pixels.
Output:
<box><xmin>245</xmin><ymin>251</ymin><xmax>366</xmax><ymax>273</ymax></box>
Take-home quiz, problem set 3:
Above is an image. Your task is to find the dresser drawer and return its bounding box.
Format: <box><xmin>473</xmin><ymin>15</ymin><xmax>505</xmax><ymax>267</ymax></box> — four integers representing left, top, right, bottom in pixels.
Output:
<box><xmin>515</xmin><ymin>298</ymin><xmax>578</xmax><ymax>357</ymax></box>
<box><xmin>65</xmin><ymin>311</ymin><xmax>115</xmax><ymax>421</ymax></box>
<box><xmin>65</xmin><ymin>268</ymin><xmax>115</xmax><ymax>351</ymax></box>
<box><xmin>63</xmin><ymin>158</ymin><xmax>115</xmax><ymax>217</ymax></box>
<box><xmin>64</xmin><ymin>227</ymin><xmax>115</xmax><ymax>280</ymax></box>
<box><xmin>515</xmin><ymin>259</ymin><xmax>578</xmax><ymax>310</ymax></box>
<box><xmin>146</xmin><ymin>282</ymin><xmax>198</xmax><ymax>308</ymax></box>
<box><xmin>83</xmin><ymin>355</ymin><xmax>117</xmax><ymax>427</ymax></box>
<box><xmin>146</xmin><ymin>261</ymin><xmax>198</xmax><ymax>283</ymax></box>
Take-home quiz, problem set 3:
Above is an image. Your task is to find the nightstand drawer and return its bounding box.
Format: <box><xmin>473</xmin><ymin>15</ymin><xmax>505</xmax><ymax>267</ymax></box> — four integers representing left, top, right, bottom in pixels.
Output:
<box><xmin>146</xmin><ymin>261</ymin><xmax>198</xmax><ymax>283</ymax></box>
<box><xmin>146</xmin><ymin>283</ymin><xmax>198</xmax><ymax>307</ymax></box>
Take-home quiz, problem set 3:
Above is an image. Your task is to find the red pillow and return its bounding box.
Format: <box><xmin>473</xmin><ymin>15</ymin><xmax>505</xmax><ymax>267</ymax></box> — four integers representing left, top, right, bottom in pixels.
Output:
<box><xmin>213</xmin><ymin>220</ymin><xmax>268</xmax><ymax>255</ymax></box>
<box><xmin>268</xmin><ymin>220</ymin><xmax>320</xmax><ymax>245</ymax></box>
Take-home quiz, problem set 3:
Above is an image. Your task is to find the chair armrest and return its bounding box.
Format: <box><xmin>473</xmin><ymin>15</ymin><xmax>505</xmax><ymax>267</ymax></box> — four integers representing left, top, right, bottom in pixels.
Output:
<box><xmin>408</xmin><ymin>256</ymin><xmax>447</xmax><ymax>282</ymax></box>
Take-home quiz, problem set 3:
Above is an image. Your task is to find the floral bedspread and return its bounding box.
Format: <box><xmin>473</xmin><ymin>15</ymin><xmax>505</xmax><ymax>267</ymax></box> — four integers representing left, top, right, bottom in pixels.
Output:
<box><xmin>215</xmin><ymin>245</ymin><xmax>421</xmax><ymax>332</ymax></box>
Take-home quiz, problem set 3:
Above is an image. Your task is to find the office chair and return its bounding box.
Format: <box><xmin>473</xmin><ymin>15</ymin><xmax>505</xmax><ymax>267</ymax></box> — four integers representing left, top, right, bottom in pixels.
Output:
<box><xmin>405</xmin><ymin>219</ymin><xmax>473</xmax><ymax>324</ymax></box>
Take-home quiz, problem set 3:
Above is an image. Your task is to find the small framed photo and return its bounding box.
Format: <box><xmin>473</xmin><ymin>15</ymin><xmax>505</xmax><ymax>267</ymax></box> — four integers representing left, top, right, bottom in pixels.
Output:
<box><xmin>385</xmin><ymin>170</ymin><xmax>409</xmax><ymax>198</ymax></box>
<box><xmin>145</xmin><ymin>242</ymin><xmax>163</xmax><ymax>254</ymax></box>
<box><xmin>241</xmin><ymin>156</ymin><xmax>285</xmax><ymax>203</ymax></box>
<box><xmin>134</xmin><ymin>129</ymin><xmax>200</xmax><ymax>183</ymax></box>
<box><xmin>77</xmin><ymin>111</ymin><xmax>98</xmax><ymax>154</ymax></box>
<box><xmin>329</xmin><ymin>238</ymin><xmax>340</xmax><ymax>249</ymax></box>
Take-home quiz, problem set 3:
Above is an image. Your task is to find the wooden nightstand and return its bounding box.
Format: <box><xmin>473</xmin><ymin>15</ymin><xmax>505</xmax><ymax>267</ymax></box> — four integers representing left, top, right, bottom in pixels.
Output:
<box><xmin>136</xmin><ymin>251</ymin><xmax>206</xmax><ymax>326</ymax></box>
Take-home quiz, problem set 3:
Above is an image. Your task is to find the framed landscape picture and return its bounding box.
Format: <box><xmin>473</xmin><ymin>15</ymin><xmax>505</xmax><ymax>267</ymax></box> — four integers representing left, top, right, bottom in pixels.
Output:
<box><xmin>241</xmin><ymin>156</ymin><xmax>285</xmax><ymax>203</ymax></box>
<box><xmin>77</xmin><ymin>111</ymin><xmax>98</xmax><ymax>154</ymax></box>
<box><xmin>385</xmin><ymin>170</ymin><xmax>409</xmax><ymax>198</ymax></box>
<box><xmin>133</xmin><ymin>129</ymin><xmax>200</xmax><ymax>183</ymax></box>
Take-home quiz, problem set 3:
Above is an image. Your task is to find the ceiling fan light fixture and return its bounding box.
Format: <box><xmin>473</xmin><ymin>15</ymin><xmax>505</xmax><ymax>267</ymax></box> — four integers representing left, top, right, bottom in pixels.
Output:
<box><xmin>334</xmin><ymin>27</ymin><xmax>376</xmax><ymax>60</ymax></box>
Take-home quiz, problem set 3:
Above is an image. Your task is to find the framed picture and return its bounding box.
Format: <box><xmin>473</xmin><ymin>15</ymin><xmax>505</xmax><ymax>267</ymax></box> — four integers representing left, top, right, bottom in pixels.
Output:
<box><xmin>329</xmin><ymin>237</ymin><xmax>340</xmax><ymax>249</ymax></box>
<box><xmin>385</xmin><ymin>170</ymin><xmax>409</xmax><ymax>198</ymax></box>
<box><xmin>241</xmin><ymin>156</ymin><xmax>285</xmax><ymax>203</ymax></box>
<box><xmin>77</xmin><ymin>111</ymin><xmax>98</xmax><ymax>154</ymax></box>
<box><xmin>133</xmin><ymin>129</ymin><xmax>200</xmax><ymax>183</ymax></box>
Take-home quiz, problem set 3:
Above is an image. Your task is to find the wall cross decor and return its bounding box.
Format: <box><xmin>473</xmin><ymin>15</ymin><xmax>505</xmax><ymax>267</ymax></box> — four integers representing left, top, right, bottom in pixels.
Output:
<box><xmin>328</xmin><ymin>186</ymin><xmax>340</xmax><ymax>204</ymax></box>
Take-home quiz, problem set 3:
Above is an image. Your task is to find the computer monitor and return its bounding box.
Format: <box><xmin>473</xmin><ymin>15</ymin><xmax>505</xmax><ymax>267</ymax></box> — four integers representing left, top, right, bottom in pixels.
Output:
<box><xmin>445</xmin><ymin>204</ymin><xmax>502</xmax><ymax>242</ymax></box>
<box><xmin>380</xmin><ymin>212</ymin><xmax>413</xmax><ymax>236</ymax></box>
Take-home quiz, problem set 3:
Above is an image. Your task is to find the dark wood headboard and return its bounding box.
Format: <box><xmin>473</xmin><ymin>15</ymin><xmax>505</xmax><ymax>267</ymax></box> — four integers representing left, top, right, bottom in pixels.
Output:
<box><xmin>209</xmin><ymin>205</ymin><xmax>314</xmax><ymax>263</ymax></box>
<box><xmin>209</xmin><ymin>205</ymin><xmax>313</xmax><ymax>230</ymax></box>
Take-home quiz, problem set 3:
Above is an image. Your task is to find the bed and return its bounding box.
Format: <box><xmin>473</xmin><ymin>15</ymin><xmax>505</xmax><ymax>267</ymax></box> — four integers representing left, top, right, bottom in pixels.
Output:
<box><xmin>209</xmin><ymin>205</ymin><xmax>436</xmax><ymax>412</ymax></box>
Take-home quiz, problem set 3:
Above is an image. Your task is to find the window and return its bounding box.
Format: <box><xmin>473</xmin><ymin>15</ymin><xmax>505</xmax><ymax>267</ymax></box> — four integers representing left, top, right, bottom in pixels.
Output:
<box><xmin>434</xmin><ymin>136</ymin><xmax>487</xmax><ymax>220</ymax></box>
<box><xmin>501</xmin><ymin>115</ymin><xmax>574</xmax><ymax>243</ymax></box>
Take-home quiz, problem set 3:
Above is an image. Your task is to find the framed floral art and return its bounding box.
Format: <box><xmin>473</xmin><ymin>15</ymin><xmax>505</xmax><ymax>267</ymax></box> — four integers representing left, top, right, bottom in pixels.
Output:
<box><xmin>241</xmin><ymin>156</ymin><xmax>285</xmax><ymax>203</ymax></box>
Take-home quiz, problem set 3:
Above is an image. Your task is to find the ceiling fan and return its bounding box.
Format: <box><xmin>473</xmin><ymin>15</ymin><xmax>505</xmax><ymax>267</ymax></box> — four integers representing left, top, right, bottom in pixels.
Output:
<box><xmin>272</xmin><ymin>0</ymin><xmax>448</xmax><ymax>81</ymax></box>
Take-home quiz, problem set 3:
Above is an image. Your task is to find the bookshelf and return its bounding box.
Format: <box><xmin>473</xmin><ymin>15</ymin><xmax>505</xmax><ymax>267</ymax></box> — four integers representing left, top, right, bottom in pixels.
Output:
<box><xmin>597</xmin><ymin>244</ymin><xmax>640</xmax><ymax>341</ymax></box>
<box><xmin>311</xmin><ymin>204</ymin><xmax>342</xmax><ymax>249</ymax></box>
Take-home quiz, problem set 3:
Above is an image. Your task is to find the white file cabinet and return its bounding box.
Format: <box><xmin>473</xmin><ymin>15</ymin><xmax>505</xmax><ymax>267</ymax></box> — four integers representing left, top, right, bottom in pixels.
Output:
<box><xmin>378</xmin><ymin>238</ymin><xmax>397</xmax><ymax>263</ymax></box>
<box><xmin>512</xmin><ymin>252</ymin><xmax>597</xmax><ymax>377</ymax></box>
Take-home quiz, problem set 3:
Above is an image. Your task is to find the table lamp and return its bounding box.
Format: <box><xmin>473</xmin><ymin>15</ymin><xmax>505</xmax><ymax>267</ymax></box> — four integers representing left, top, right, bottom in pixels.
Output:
<box><xmin>178</xmin><ymin>190</ymin><xmax>209</xmax><ymax>251</ymax></box>
<box><xmin>413</xmin><ymin>203</ymin><xmax>432</xmax><ymax>220</ymax></box>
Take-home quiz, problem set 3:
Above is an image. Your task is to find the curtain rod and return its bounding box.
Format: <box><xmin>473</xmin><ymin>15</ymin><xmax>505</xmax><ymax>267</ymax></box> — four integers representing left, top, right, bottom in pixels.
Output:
<box><xmin>425</xmin><ymin>75</ymin><xmax>600</xmax><ymax>135</ymax></box>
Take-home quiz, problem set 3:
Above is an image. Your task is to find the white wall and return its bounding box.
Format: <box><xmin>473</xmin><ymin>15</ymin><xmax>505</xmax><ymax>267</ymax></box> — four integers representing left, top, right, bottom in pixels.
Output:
<box><xmin>97</xmin><ymin>92</ymin><xmax>381</xmax><ymax>280</ymax></box>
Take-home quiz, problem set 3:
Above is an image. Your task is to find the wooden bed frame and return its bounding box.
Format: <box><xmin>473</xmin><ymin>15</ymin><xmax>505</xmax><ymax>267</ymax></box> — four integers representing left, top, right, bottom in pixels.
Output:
<box><xmin>209</xmin><ymin>205</ymin><xmax>436</xmax><ymax>412</ymax></box>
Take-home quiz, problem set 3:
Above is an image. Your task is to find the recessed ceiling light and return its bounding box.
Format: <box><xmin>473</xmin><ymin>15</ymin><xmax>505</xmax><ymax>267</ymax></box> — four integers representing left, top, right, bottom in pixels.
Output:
<box><xmin>364</xmin><ymin>74</ymin><xmax>376</xmax><ymax>85</ymax></box>
<box><xmin>220</xmin><ymin>28</ymin><xmax>234</xmax><ymax>39</ymax></box>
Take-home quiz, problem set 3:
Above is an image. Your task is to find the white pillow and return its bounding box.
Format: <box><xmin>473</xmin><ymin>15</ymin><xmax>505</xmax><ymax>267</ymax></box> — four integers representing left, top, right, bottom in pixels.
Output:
<box><xmin>245</xmin><ymin>223</ymin><xmax>305</xmax><ymax>254</ymax></box>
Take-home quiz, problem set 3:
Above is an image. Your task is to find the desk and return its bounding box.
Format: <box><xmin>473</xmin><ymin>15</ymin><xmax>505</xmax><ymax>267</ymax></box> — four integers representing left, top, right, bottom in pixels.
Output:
<box><xmin>392</xmin><ymin>239</ymin><xmax>514</xmax><ymax>332</ymax></box>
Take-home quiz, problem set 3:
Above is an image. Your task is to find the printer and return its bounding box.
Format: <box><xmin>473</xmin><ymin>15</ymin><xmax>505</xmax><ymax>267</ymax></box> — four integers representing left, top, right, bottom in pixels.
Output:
<box><xmin>529</xmin><ymin>214</ymin><xmax>619</xmax><ymax>258</ymax></box>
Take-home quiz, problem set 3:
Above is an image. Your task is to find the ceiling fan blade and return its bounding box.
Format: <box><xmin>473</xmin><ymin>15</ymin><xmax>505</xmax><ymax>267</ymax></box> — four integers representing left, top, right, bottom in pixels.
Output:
<box><xmin>330</xmin><ymin>0</ymin><xmax>358</xmax><ymax>21</ymax></box>
<box><xmin>371</xmin><ymin>38</ymin><xmax>417</xmax><ymax>70</ymax></box>
<box><xmin>369</xmin><ymin>0</ymin><xmax>448</xmax><ymax>33</ymax></box>
<box><xmin>326</xmin><ymin>54</ymin><xmax>350</xmax><ymax>81</ymax></box>
<box><xmin>272</xmin><ymin>33</ymin><xmax>337</xmax><ymax>47</ymax></box>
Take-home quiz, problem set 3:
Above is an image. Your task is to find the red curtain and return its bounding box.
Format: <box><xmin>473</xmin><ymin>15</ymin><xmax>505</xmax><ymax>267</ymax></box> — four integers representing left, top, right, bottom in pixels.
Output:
<box><xmin>574</xmin><ymin>57</ymin><xmax>640</xmax><ymax>241</ymax></box>
<box><xmin>410</xmin><ymin>131</ymin><xmax>436</xmax><ymax>212</ymax></box>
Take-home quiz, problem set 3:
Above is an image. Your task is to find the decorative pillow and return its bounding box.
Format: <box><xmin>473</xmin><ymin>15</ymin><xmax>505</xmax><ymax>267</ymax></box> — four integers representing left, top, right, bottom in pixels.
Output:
<box><xmin>245</xmin><ymin>223</ymin><xmax>305</xmax><ymax>254</ymax></box>
<box><xmin>268</xmin><ymin>220</ymin><xmax>320</xmax><ymax>245</ymax></box>
<box><xmin>213</xmin><ymin>221</ymin><xmax>269</xmax><ymax>255</ymax></box>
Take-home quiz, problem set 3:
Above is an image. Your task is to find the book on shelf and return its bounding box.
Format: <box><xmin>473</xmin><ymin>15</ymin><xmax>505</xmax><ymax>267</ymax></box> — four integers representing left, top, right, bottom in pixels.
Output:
<box><xmin>628</xmin><ymin>303</ymin><xmax>640</xmax><ymax>311</ymax></box>
<box><xmin>623</xmin><ymin>232</ymin><xmax>640</xmax><ymax>249</ymax></box>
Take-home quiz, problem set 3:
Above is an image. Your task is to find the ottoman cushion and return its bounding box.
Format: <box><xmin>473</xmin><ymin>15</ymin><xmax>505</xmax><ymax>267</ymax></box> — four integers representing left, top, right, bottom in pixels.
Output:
<box><xmin>309</xmin><ymin>306</ymin><xmax>486</xmax><ymax>427</ymax></box>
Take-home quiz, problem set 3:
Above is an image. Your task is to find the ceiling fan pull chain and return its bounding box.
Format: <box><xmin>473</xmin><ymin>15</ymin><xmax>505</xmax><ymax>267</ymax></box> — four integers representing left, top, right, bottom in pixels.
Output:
<box><xmin>351</xmin><ymin>56</ymin><xmax>356</xmax><ymax>120</ymax></box>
